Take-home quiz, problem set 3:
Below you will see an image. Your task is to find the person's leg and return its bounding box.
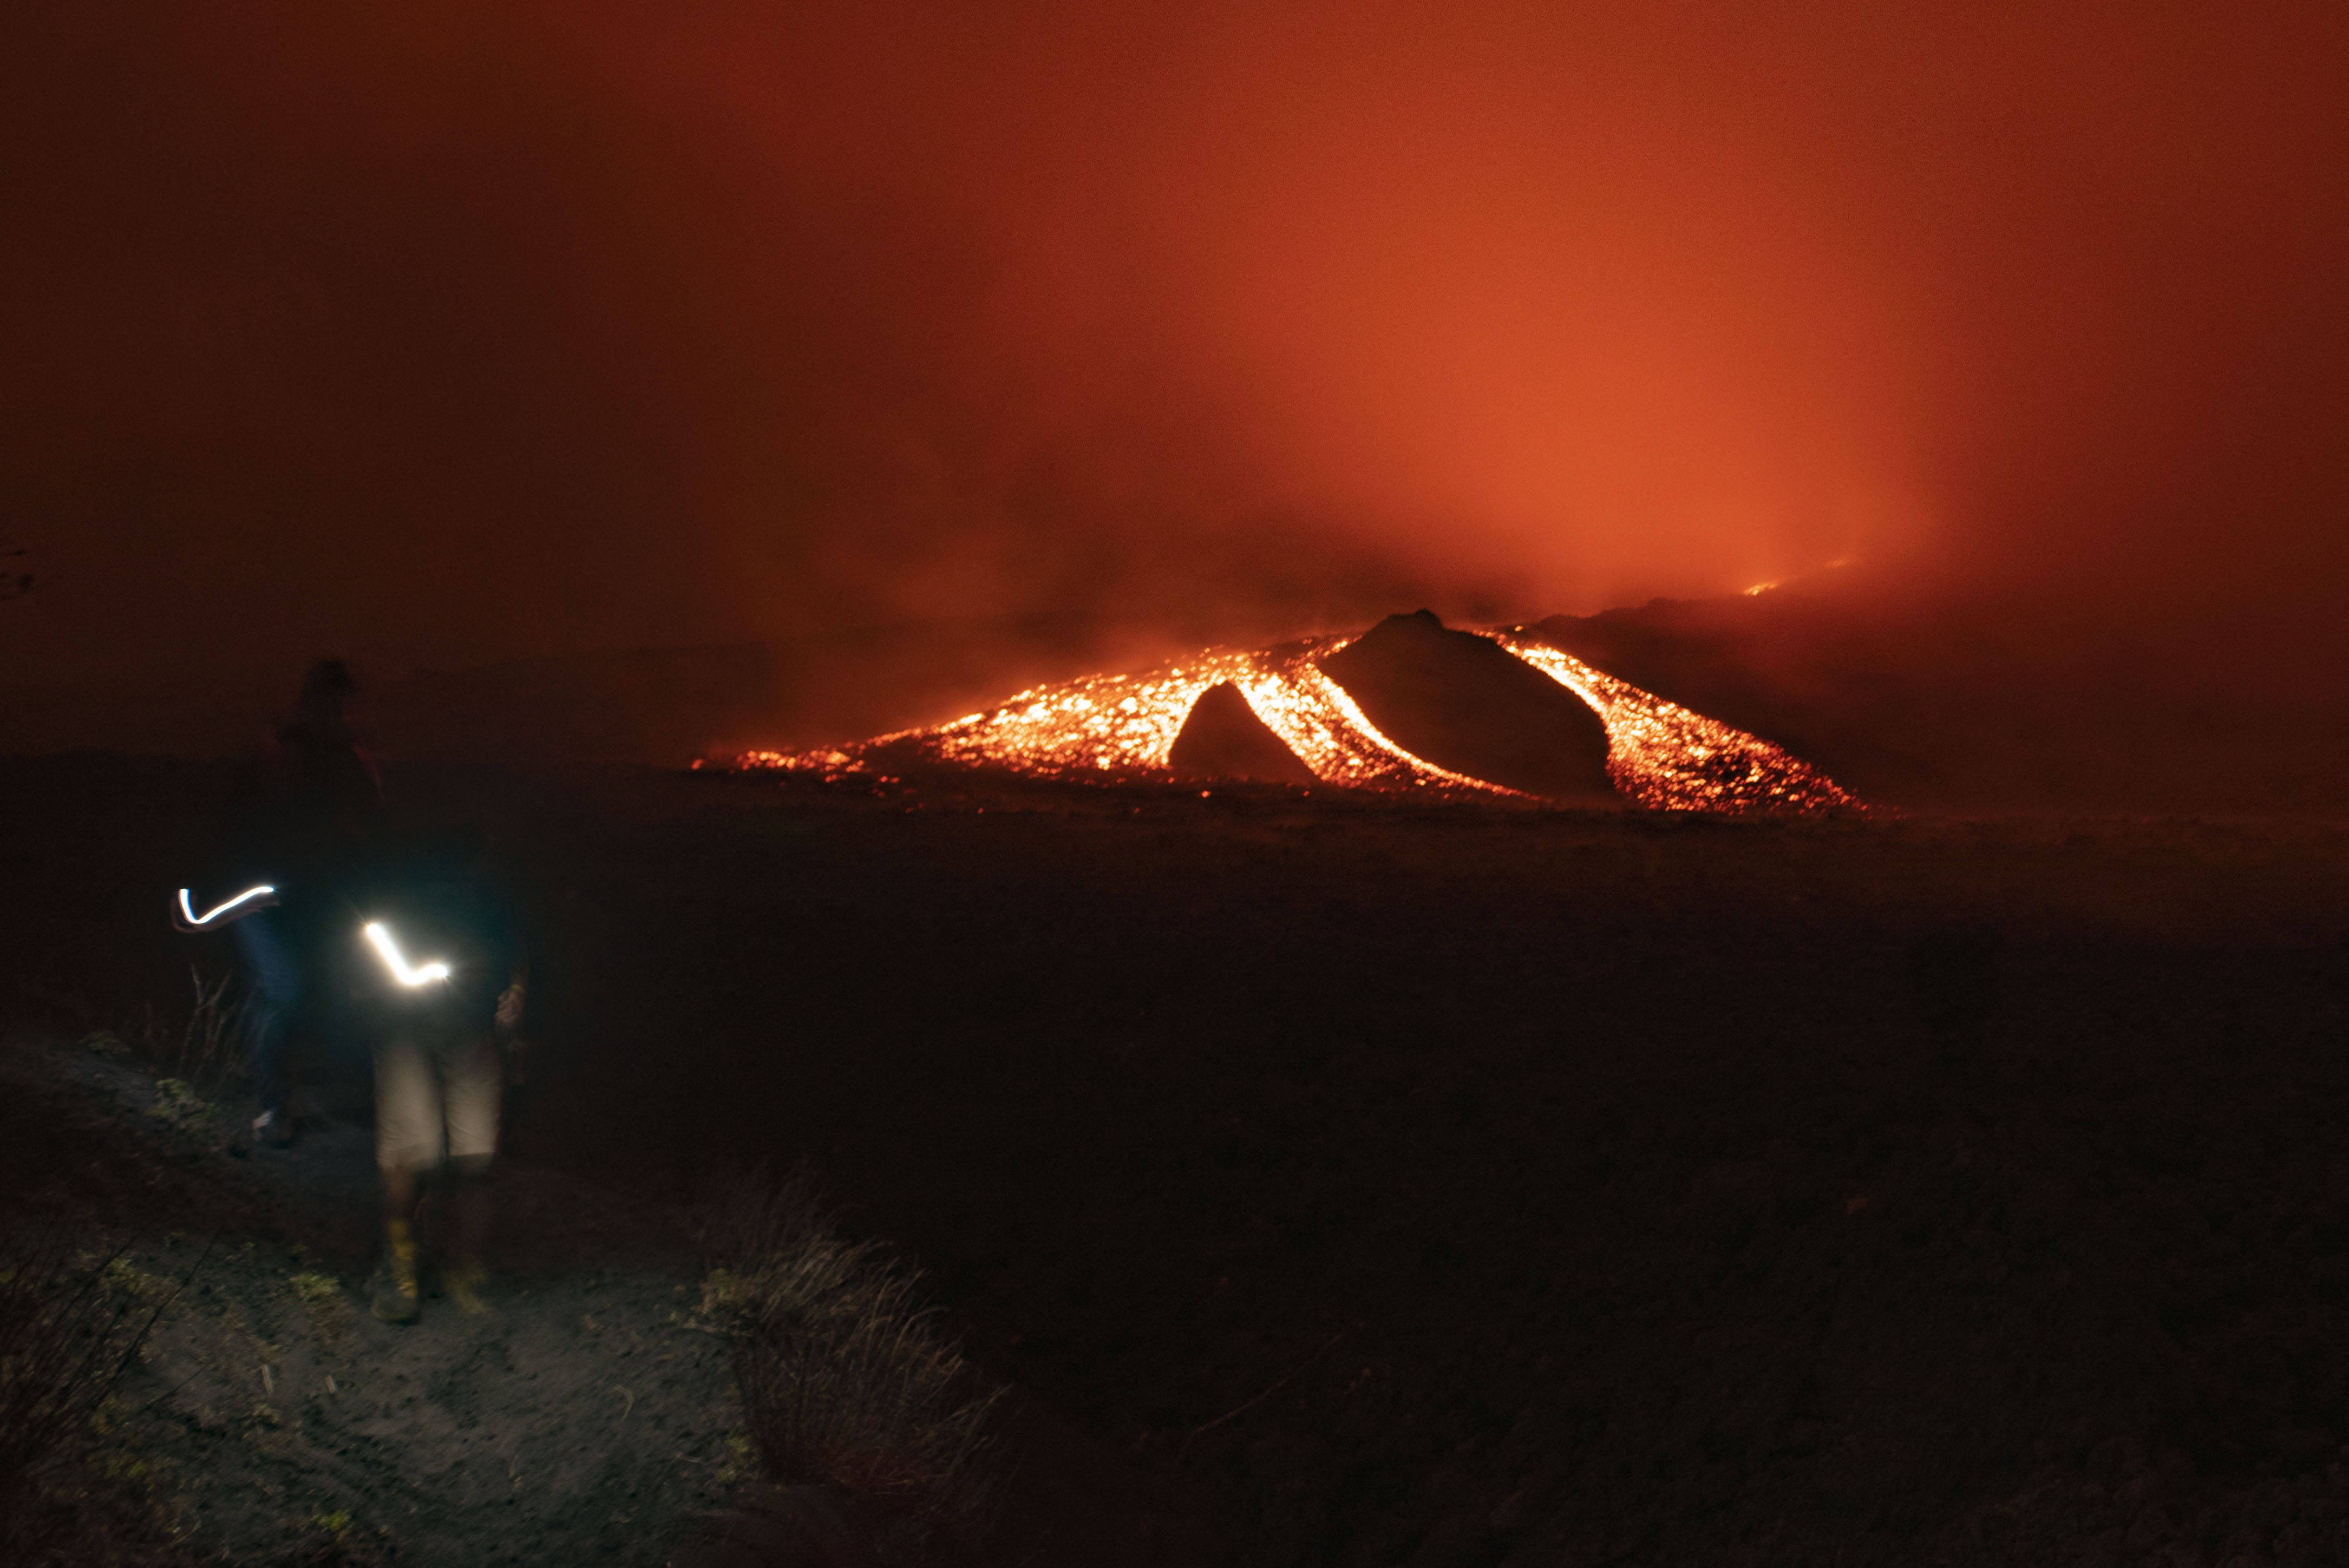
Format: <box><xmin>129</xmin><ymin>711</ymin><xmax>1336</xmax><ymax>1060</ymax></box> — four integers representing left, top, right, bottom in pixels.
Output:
<box><xmin>230</xmin><ymin>911</ymin><xmax>301</xmax><ymax>1143</ymax></box>
<box><xmin>382</xmin><ymin>1162</ymin><xmax>419</xmax><ymax>1229</ymax></box>
<box><xmin>443</xmin><ymin>1157</ymin><xmax>493</xmax><ymax>1314</ymax></box>
<box><xmin>371</xmin><ymin>1035</ymin><xmax>439</xmax><ymax>1323</ymax></box>
<box><xmin>438</xmin><ymin>1032</ymin><xmax>503</xmax><ymax>1315</ymax></box>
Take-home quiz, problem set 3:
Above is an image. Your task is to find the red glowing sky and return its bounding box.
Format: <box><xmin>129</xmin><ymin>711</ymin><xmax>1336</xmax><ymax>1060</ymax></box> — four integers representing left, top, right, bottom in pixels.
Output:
<box><xmin>3</xmin><ymin>1</ymin><xmax>2344</xmax><ymax>691</ymax></box>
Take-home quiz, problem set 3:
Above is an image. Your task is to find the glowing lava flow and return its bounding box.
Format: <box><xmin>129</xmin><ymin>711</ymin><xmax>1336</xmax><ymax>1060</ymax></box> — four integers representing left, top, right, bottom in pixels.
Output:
<box><xmin>737</xmin><ymin>640</ymin><xmax>1510</xmax><ymax>796</ymax></box>
<box><xmin>928</xmin><ymin>652</ymin><xmax>1250</xmax><ymax>776</ymax></box>
<box><xmin>1487</xmin><ymin>631</ymin><xmax>1860</xmax><ymax>813</ymax></box>
<box><xmin>1233</xmin><ymin>650</ymin><xmax>1514</xmax><ymax>795</ymax></box>
<box><xmin>736</xmin><ymin>628</ymin><xmax>1861</xmax><ymax>813</ymax></box>
<box><xmin>739</xmin><ymin>652</ymin><xmax>1249</xmax><ymax>780</ymax></box>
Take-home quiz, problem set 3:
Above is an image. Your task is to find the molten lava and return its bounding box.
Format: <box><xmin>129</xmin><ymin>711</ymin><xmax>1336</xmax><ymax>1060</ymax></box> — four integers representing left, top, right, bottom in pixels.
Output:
<box><xmin>737</xmin><ymin>624</ymin><xmax>1864</xmax><ymax>813</ymax></box>
<box><xmin>1486</xmin><ymin>631</ymin><xmax>1858</xmax><ymax>813</ymax></box>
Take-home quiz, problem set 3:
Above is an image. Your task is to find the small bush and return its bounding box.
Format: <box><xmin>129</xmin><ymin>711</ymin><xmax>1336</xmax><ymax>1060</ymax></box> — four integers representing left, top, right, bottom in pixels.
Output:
<box><xmin>169</xmin><ymin>967</ymin><xmax>247</xmax><ymax>1093</ymax></box>
<box><xmin>0</xmin><ymin>1226</ymin><xmax>178</xmax><ymax>1550</ymax></box>
<box><xmin>111</xmin><ymin>968</ymin><xmax>248</xmax><ymax>1095</ymax></box>
<box><xmin>147</xmin><ymin>1079</ymin><xmax>213</xmax><ymax>1128</ymax></box>
<box><xmin>705</xmin><ymin>1170</ymin><xmax>1003</xmax><ymax>1546</ymax></box>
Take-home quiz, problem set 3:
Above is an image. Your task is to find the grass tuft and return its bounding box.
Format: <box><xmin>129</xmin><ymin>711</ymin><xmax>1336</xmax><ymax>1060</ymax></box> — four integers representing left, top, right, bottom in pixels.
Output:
<box><xmin>146</xmin><ymin>1079</ymin><xmax>213</xmax><ymax>1128</ymax></box>
<box><xmin>703</xmin><ymin>1169</ymin><xmax>1004</xmax><ymax>1547</ymax></box>
<box><xmin>0</xmin><ymin>1224</ymin><xmax>184</xmax><ymax>1557</ymax></box>
<box><xmin>110</xmin><ymin>967</ymin><xmax>248</xmax><ymax>1098</ymax></box>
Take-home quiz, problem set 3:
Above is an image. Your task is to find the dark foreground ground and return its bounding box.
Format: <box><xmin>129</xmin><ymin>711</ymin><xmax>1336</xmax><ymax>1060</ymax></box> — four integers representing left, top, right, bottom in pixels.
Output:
<box><xmin>0</xmin><ymin>1031</ymin><xmax>747</xmax><ymax>1564</ymax></box>
<box><xmin>6</xmin><ymin>752</ymin><xmax>2349</xmax><ymax>1565</ymax></box>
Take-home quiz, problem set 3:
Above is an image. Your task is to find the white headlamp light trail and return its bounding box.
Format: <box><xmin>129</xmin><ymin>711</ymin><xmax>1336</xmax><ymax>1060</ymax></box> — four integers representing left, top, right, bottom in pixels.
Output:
<box><xmin>176</xmin><ymin>885</ymin><xmax>277</xmax><ymax>927</ymax></box>
<box><xmin>362</xmin><ymin>922</ymin><xmax>452</xmax><ymax>987</ymax></box>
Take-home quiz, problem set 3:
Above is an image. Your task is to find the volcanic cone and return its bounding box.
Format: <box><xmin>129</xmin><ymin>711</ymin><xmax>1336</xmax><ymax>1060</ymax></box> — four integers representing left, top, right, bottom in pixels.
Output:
<box><xmin>1320</xmin><ymin>611</ymin><xmax>1614</xmax><ymax>801</ymax></box>
<box><xmin>1168</xmin><ymin>680</ymin><xmax>1319</xmax><ymax>785</ymax></box>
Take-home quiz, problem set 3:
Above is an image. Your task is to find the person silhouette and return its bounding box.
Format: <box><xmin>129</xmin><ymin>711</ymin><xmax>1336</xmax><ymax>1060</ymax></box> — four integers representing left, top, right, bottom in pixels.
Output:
<box><xmin>350</xmin><ymin>824</ymin><xmax>524</xmax><ymax>1322</ymax></box>
<box><xmin>213</xmin><ymin>658</ymin><xmax>387</xmax><ymax>1147</ymax></box>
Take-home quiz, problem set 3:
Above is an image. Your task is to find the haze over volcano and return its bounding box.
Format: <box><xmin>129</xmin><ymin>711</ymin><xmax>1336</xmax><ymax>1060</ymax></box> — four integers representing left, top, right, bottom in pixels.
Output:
<box><xmin>2</xmin><ymin>1</ymin><xmax>2345</xmax><ymax>806</ymax></box>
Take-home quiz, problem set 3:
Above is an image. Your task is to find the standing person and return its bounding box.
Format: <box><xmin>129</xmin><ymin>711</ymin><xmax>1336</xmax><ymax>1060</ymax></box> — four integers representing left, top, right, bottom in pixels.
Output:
<box><xmin>215</xmin><ymin>659</ymin><xmax>388</xmax><ymax>1149</ymax></box>
<box><xmin>352</xmin><ymin>826</ymin><xmax>524</xmax><ymax>1324</ymax></box>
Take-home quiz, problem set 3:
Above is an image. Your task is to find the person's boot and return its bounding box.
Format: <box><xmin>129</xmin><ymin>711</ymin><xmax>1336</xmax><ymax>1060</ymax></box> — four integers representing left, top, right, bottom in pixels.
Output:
<box><xmin>370</xmin><ymin>1219</ymin><xmax>422</xmax><ymax>1324</ymax></box>
<box><xmin>446</xmin><ymin>1183</ymin><xmax>493</xmax><ymax>1314</ymax></box>
<box><xmin>250</xmin><ymin>1106</ymin><xmax>294</xmax><ymax>1151</ymax></box>
<box><xmin>444</xmin><ymin>1261</ymin><xmax>489</xmax><ymax>1316</ymax></box>
<box><xmin>446</xmin><ymin>1164</ymin><xmax>494</xmax><ymax>1316</ymax></box>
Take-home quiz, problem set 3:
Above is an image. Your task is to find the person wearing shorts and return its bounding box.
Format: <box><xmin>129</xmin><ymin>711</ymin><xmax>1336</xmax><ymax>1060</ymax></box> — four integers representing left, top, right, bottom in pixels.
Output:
<box><xmin>353</xmin><ymin>828</ymin><xmax>522</xmax><ymax>1324</ymax></box>
<box><xmin>371</xmin><ymin>1021</ymin><xmax>507</xmax><ymax>1321</ymax></box>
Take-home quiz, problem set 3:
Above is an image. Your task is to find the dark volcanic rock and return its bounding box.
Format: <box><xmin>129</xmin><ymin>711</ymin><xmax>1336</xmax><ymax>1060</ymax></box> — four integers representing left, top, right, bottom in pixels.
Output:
<box><xmin>1169</xmin><ymin>681</ymin><xmax>1319</xmax><ymax>784</ymax></box>
<box><xmin>1320</xmin><ymin>610</ymin><xmax>1614</xmax><ymax>801</ymax></box>
<box><xmin>1528</xmin><ymin>566</ymin><xmax>2349</xmax><ymax>813</ymax></box>
<box><xmin>1530</xmin><ymin>589</ymin><xmax>1934</xmax><ymax>806</ymax></box>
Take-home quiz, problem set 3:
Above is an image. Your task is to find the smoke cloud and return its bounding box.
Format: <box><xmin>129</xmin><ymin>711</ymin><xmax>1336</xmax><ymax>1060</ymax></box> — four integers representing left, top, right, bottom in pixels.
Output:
<box><xmin>3</xmin><ymin>1</ymin><xmax>2343</xmax><ymax>709</ymax></box>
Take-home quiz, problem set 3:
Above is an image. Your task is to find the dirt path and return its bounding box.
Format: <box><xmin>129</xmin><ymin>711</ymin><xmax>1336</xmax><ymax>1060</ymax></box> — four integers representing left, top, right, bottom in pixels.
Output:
<box><xmin>4</xmin><ymin>1028</ymin><xmax>1199</xmax><ymax>1567</ymax></box>
<box><xmin>5</xmin><ymin>1033</ymin><xmax>747</xmax><ymax>1565</ymax></box>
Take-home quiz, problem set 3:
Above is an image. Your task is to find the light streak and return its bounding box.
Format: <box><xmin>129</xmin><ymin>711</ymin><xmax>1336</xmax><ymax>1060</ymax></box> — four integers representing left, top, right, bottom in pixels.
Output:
<box><xmin>362</xmin><ymin>922</ymin><xmax>452</xmax><ymax>987</ymax></box>
<box><xmin>174</xmin><ymin>884</ymin><xmax>277</xmax><ymax>929</ymax></box>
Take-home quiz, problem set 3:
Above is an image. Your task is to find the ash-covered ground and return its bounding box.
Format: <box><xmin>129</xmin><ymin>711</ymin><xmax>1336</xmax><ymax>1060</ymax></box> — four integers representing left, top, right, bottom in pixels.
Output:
<box><xmin>7</xmin><ymin>751</ymin><xmax>2349</xmax><ymax>1566</ymax></box>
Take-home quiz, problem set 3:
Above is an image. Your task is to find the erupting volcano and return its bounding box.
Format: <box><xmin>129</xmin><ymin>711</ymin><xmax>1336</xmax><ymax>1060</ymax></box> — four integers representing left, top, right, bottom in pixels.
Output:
<box><xmin>736</xmin><ymin>612</ymin><xmax>1863</xmax><ymax>814</ymax></box>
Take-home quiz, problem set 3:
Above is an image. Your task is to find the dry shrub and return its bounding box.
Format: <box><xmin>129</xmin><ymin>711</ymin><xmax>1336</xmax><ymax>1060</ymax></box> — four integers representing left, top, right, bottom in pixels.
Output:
<box><xmin>705</xmin><ymin>1169</ymin><xmax>1003</xmax><ymax>1548</ymax></box>
<box><xmin>108</xmin><ymin>966</ymin><xmax>247</xmax><ymax>1094</ymax></box>
<box><xmin>0</xmin><ymin>1225</ymin><xmax>180</xmax><ymax>1554</ymax></box>
<box><xmin>171</xmin><ymin>967</ymin><xmax>246</xmax><ymax>1092</ymax></box>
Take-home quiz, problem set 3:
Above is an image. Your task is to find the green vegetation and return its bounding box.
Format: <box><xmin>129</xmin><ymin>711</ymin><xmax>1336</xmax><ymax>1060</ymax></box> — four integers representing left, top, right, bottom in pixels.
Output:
<box><xmin>289</xmin><ymin>1271</ymin><xmax>339</xmax><ymax>1309</ymax></box>
<box><xmin>145</xmin><ymin>1079</ymin><xmax>212</xmax><ymax>1129</ymax></box>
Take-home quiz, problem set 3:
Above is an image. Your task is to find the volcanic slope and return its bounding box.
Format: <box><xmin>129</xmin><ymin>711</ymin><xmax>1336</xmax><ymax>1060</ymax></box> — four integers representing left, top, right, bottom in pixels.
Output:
<box><xmin>1529</xmin><ymin>567</ymin><xmax>2349</xmax><ymax>814</ymax></box>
